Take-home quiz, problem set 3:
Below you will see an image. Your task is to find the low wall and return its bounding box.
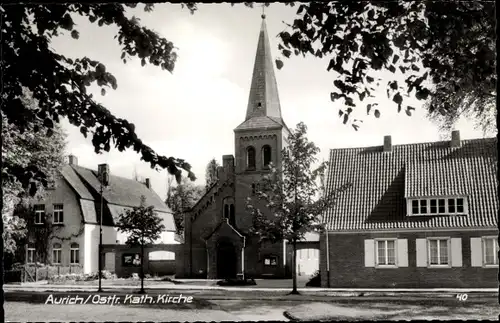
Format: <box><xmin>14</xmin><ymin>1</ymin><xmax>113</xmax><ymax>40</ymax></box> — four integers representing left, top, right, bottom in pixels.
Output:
<box><xmin>101</xmin><ymin>244</ymin><xmax>181</xmax><ymax>278</ymax></box>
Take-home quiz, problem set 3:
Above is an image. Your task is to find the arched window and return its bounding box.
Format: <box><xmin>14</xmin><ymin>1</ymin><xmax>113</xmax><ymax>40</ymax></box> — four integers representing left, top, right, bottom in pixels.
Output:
<box><xmin>224</xmin><ymin>204</ymin><xmax>229</xmax><ymax>219</ymax></box>
<box><xmin>246</xmin><ymin>146</ymin><xmax>256</xmax><ymax>170</ymax></box>
<box><xmin>262</xmin><ymin>145</ymin><xmax>272</xmax><ymax>168</ymax></box>
<box><xmin>229</xmin><ymin>204</ymin><xmax>235</xmax><ymax>226</ymax></box>
<box><xmin>52</xmin><ymin>243</ymin><xmax>62</xmax><ymax>264</ymax></box>
<box><xmin>70</xmin><ymin>243</ymin><xmax>79</xmax><ymax>264</ymax></box>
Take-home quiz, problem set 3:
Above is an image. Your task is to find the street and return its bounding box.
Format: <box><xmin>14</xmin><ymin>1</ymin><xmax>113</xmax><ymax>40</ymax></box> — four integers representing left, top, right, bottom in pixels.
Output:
<box><xmin>4</xmin><ymin>290</ymin><xmax>499</xmax><ymax>321</ymax></box>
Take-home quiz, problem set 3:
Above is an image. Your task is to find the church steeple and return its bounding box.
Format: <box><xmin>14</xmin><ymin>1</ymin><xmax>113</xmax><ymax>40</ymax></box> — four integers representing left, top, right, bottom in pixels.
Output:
<box><xmin>245</xmin><ymin>14</ymin><xmax>282</xmax><ymax>121</ymax></box>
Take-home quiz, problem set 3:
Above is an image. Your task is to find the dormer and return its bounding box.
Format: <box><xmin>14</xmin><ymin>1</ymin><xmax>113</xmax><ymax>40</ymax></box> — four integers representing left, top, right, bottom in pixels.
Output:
<box><xmin>406</xmin><ymin>196</ymin><xmax>469</xmax><ymax>217</ymax></box>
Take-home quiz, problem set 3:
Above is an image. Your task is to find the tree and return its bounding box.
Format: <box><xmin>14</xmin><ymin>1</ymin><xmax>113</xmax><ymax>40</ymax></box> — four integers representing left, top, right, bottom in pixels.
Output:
<box><xmin>205</xmin><ymin>158</ymin><xmax>220</xmax><ymax>191</ymax></box>
<box><xmin>2</xmin><ymin>92</ymin><xmax>67</xmax><ymax>256</ymax></box>
<box><xmin>246</xmin><ymin>122</ymin><xmax>351</xmax><ymax>294</ymax></box>
<box><xmin>2</xmin><ymin>3</ymin><xmax>197</xmax><ymax>196</ymax></box>
<box><xmin>165</xmin><ymin>177</ymin><xmax>205</xmax><ymax>235</ymax></box>
<box><xmin>116</xmin><ymin>195</ymin><xmax>165</xmax><ymax>294</ymax></box>
<box><xmin>269</xmin><ymin>1</ymin><xmax>495</xmax><ymax>133</ymax></box>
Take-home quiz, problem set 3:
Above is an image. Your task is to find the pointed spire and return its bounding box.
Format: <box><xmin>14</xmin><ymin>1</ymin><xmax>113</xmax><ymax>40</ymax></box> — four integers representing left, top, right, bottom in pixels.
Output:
<box><xmin>245</xmin><ymin>12</ymin><xmax>282</xmax><ymax>121</ymax></box>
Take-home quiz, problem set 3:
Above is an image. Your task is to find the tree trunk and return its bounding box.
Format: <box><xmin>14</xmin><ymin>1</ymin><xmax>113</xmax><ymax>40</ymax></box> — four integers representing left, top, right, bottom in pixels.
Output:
<box><xmin>290</xmin><ymin>239</ymin><xmax>300</xmax><ymax>295</ymax></box>
<box><xmin>139</xmin><ymin>242</ymin><xmax>145</xmax><ymax>294</ymax></box>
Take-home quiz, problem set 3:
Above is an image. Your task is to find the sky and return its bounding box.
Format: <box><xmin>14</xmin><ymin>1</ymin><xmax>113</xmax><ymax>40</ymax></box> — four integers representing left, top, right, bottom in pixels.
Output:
<box><xmin>49</xmin><ymin>3</ymin><xmax>492</xmax><ymax>200</ymax></box>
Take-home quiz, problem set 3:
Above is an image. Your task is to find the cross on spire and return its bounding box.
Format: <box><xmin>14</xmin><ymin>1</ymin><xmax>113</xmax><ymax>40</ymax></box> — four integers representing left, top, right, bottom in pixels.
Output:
<box><xmin>261</xmin><ymin>3</ymin><xmax>266</xmax><ymax>19</ymax></box>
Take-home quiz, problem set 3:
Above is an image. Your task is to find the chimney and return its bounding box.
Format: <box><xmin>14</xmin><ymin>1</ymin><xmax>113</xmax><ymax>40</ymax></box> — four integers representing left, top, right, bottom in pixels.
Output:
<box><xmin>145</xmin><ymin>178</ymin><xmax>151</xmax><ymax>189</ymax></box>
<box><xmin>98</xmin><ymin>163</ymin><xmax>110</xmax><ymax>186</ymax></box>
<box><xmin>383</xmin><ymin>135</ymin><xmax>392</xmax><ymax>152</ymax></box>
<box><xmin>222</xmin><ymin>155</ymin><xmax>234</xmax><ymax>175</ymax></box>
<box><xmin>451</xmin><ymin>130</ymin><xmax>461</xmax><ymax>148</ymax></box>
<box><xmin>68</xmin><ymin>155</ymin><xmax>78</xmax><ymax>165</ymax></box>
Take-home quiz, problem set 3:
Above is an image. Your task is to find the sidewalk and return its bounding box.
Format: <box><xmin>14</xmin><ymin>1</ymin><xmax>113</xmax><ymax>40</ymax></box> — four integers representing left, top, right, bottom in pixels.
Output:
<box><xmin>4</xmin><ymin>282</ymin><xmax>498</xmax><ymax>297</ymax></box>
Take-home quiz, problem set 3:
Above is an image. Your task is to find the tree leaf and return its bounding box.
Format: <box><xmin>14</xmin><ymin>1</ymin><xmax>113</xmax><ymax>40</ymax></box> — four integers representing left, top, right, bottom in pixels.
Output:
<box><xmin>80</xmin><ymin>126</ymin><xmax>88</xmax><ymax>138</ymax></box>
<box><xmin>392</xmin><ymin>54</ymin><xmax>400</xmax><ymax>64</ymax></box>
<box><xmin>393</xmin><ymin>92</ymin><xmax>403</xmax><ymax>105</ymax></box>
<box><xmin>415</xmin><ymin>88</ymin><xmax>430</xmax><ymax>100</ymax></box>
<box><xmin>101</xmin><ymin>88</ymin><xmax>106</xmax><ymax>96</ymax></box>
<box><xmin>275</xmin><ymin>59</ymin><xmax>284</xmax><ymax>70</ymax></box>
<box><xmin>71</xmin><ymin>30</ymin><xmax>79</xmax><ymax>40</ymax></box>
<box><xmin>374</xmin><ymin>109</ymin><xmax>381</xmax><ymax>118</ymax></box>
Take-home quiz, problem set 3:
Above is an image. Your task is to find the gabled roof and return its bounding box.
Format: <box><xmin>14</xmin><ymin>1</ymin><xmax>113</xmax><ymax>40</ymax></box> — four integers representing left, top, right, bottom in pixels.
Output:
<box><xmin>242</xmin><ymin>16</ymin><xmax>283</xmax><ymax>129</ymax></box>
<box><xmin>323</xmin><ymin>138</ymin><xmax>498</xmax><ymax>231</ymax></box>
<box><xmin>108</xmin><ymin>204</ymin><xmax>176</xmax><ymax>232</ymax></box>
<box><xmin>59</xmin><ymin>163</ymin><xmax>175</xmax><ymax>230</ymax></box>
<box><xmin>60</xmin><ymin>165</ymin><xmax>94</xmax><ymax>200</ymax></box>
<box><xmin>70</xmin><ymin>165</ymin><xmax>170</xmax><ymax>213</ymax></box>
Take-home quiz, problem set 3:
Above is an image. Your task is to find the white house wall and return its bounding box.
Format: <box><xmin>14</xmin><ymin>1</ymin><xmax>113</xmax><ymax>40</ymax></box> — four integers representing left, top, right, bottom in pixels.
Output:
<box><xmin>83</xmin><ymin>224</ymin><xmax>117</xmax><ymax>273</ymax></box>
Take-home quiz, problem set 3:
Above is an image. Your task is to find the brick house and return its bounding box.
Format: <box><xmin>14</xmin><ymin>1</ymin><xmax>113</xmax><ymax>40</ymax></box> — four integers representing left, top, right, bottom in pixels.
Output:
<box><xmin>320</xmin><ymin>132</ymin><xmax>498</xmax><ymax>288</ymax></box>
<box><xmin>179</xmin><ymin>15</ymin><xmax>323</xmax><ymax>279</ymax></box>
<box><xmin>28</xmin><ymin>155</ymin><xmax>178</xmax><ymax>275</ymax></box>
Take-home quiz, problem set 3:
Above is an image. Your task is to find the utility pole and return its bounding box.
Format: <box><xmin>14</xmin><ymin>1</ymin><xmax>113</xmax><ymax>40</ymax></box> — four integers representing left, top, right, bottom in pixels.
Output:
<box><xmin>97</xmin><ymin>164</ymin><xmax>109</xmax><ymax>293</ymax></box>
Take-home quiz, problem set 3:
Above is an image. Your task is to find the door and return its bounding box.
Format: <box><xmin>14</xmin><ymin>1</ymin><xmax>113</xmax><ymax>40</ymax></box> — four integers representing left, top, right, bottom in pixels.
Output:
<box><xmin>216</xmin><ymin>240</ymin><xmax>237</xmax><ymax>279</ymax></box>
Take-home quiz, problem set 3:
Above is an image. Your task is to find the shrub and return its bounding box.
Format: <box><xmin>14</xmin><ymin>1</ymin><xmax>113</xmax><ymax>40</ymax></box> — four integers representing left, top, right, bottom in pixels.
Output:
<box><xmin>4</xmin><ymin>269</ymin><xmax>23</xmax><ymax>283</ymax></box>
<box><xmin>216</xmin><ymin>278</ymin><xmax>257</xmax><ymax>286</ymax></box>
<box><xmin>305</xmin><ymin>270</ymin><xmax>321</xmax><ymax>287</ymax></box>
<box><xmin>48</xmin><ymin>270</ymin><xmax>116</xmax><ymax>283</ymax></box>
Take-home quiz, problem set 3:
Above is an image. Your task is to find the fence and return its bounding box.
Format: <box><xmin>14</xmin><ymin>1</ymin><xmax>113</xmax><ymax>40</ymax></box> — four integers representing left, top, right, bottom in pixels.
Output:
<box><xmin>4</xmin><ymin>264</ymin><xmax>85</xmax><ymax>283</ymax></box>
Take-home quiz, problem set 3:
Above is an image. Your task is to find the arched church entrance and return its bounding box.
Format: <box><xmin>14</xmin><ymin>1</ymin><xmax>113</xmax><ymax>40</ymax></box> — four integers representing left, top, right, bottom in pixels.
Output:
<box><xmin>217</xmin><ymin>239</ymin><xmax>237</xmax><ymax>279</ymax></box>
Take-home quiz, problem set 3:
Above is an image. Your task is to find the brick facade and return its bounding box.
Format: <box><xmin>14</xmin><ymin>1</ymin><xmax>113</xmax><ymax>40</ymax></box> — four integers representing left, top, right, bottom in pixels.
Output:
<box><xmin>320</xmin><ymin>229</ymin><xmax>498</xmax><ymax>288</ymax></box>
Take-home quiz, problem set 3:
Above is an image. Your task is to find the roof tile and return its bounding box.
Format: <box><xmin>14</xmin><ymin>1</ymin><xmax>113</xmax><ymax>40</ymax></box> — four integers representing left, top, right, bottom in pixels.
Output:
<box><xmin>323</xmin><ymin>138</ymin><xmax>498</xmax><ymax>231</ymax></box>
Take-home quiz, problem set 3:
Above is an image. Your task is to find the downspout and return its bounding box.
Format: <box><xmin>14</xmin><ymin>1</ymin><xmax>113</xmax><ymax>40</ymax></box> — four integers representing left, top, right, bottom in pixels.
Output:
<box><xmin>241</xmin><ymin>236</ymin><xmax>246</xmax><ymax>280</ymax></box>
<box><xmin>325</xmin><ymin>224</ymin><xmax>330</xmax><ymax>288</ymax></box>
<box><xmin>206</xmin><ymin>241</ymin><xmax>209</xmax><ymax>279</ymax></box>
<box><xmin>189</xmin><ymin>213</ymin><xmax>193</xmax><ymax>277</ymax></box>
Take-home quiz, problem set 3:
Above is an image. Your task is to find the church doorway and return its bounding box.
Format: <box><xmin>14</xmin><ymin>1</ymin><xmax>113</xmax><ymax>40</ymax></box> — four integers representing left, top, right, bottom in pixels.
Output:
<box><xmin>216</xmin><ymin>240</ymin><xmax>237</xmax><ymax>279</ymax></box>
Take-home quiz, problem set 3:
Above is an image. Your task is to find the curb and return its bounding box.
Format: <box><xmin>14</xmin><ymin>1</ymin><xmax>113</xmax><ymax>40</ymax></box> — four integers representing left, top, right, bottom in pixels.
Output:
<box><xmin>283</xmin><ymin>310</ymin><xmax>298</xmax><ymax>321</ymax></box>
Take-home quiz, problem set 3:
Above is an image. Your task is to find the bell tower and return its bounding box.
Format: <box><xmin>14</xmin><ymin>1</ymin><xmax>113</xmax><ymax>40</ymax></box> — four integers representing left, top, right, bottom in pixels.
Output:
<box><xmin>233</xmin><ymin>13</ymin><xmax>290</xmax><ymax>231</ymax></box>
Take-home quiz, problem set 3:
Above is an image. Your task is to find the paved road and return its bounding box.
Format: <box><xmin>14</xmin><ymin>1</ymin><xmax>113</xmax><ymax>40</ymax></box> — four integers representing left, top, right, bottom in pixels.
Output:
<box><xmin>5</xmin><ymin>293</ymin><xmax>499</xmax><ymax>322</ymax></box>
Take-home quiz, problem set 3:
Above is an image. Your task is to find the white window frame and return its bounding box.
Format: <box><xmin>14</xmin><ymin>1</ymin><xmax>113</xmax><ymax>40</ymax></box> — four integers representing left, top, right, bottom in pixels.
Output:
<box><xmin>482</xmin><ymin>236</ymin><xmax>498</xmax><ymax>267</ymax></box>
<box><xmin>375</xmin><ymin>238</ymin><xmax>398</xmax><ymax>268</ymax></box>
<box><xmin>53</xmin><ymin>204</ymin><xmax>64</xmax><ymax>224</ymax></box>
<box><xmin>70</xmin><ymin>243</ymin><xmax>80</xmax><ymax>265</ymax></box>
<box><xmin>34</xmin><ymin>204</ymin><xmax>45</xmax><ymax>224</ymax></box>
<box><xmin>27</xmin><ymin>247</ymin><xmax>36</xmax><ymax>264</ymax></box>
<box><xmin>407</xmin><ymin>197</ymin><xmax>468</xmax><ymax>216</ymax></box>
<box><xmin>427</xmin><ymin>237</ymin><xmax>451</xmax><ymax>268</ymax></box>
<box><xmin>52</xmin><ymin>243</ymin><xmax>62</xmax><ymax>265</ymax></box>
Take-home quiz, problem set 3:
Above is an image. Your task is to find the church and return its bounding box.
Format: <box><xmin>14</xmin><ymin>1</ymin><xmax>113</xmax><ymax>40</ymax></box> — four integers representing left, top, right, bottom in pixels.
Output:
<box><xmin>179</xmin><ymin>12</ymin><xmax>498</xmax><ymax>287</ymax></box>
<box><xmin>179</xmin><ymin>14</ymin><xmax>302</xmax><ymax>279</ymax></box>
